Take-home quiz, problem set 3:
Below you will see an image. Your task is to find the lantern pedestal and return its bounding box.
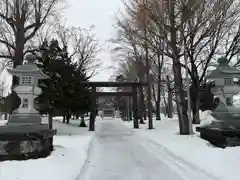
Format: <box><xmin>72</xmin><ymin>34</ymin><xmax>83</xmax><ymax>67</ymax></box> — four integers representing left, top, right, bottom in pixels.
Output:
<box><xmin>8</xmin><ymin>114</ymin><xmax>42</xmax><ymax>125</ymax></box>
<box><xmin>196</xmin><ymin>125</ymin><xmax>240</xmax><ymax>148</ymax></box>
<box><xmin>0</xmin><ymin>125</ymin><xmax>56</xmax><ymax>161</ymax></box>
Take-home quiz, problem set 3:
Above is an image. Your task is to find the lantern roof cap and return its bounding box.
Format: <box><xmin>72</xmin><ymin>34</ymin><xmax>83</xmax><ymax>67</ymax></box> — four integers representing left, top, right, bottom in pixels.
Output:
<box><xmin>207</xmin><ymin>57</ymin><xmax>240</xmax><ymax>79</ymax></box>
<box><xmin>7</xmin><ymin>54</ymin><xmax>48</xmax><ymax>79</ymax></box>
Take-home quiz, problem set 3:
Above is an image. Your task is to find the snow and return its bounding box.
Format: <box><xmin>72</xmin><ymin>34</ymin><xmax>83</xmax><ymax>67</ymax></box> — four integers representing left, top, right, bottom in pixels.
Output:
<box><xmin>199</xmin><ymin>110</ymin><xmax>215</xmax><ymax>125</ymax></box>
<box><xmin>51</xmin><ymin>116</ymin><xmax>90</xmax><ymax>135</ymax></box>
<box><xmin>80</xmin><ymin>119</ymin><xmax>224</xmax><ymax>180</ymax></box>
<box><xmin>0</xmin><ymin>67</ymin><xmax>12</xmax><ymax>97</ymax></box>
<box><xmin>0</xmin><ymin>117</ymin><xmax>94</xmax><ymax>180</ymax></box>
<box><xmin>79</xmin><ymin>119</ymin><xmax>202</xmax><ymax>180</ymax></box>
<box><xmin>123</xmin><ymin>113</ymin><xmax>240</xmax><ymax>180</ymax></box>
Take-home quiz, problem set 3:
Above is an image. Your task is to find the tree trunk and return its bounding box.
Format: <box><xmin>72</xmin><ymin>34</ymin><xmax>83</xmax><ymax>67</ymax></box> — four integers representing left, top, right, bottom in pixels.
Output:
<box><xmin>143</xmin><ymin>113</ymin><xmax>147</xmax><ymax>120</ymax></box>
<box><xmin>129</xmin><ymin>106</ymin><xmax>133</xmax><ymax>120</ymax></box>
<box><xmin>63</xmin><ymin>112</ymin><xmax>66</xmax><ymax>123</ymax></box>
<box><xmin>156</xmin><ymin>53</ymin><xmax>162</xmax><ymax>120</ymax></box>
<box><xmin>169</xmin><ymin>0</ymin><xmax>190</xmax><ymax>135</ymax></box>
<box><xmin>66</xmin><ymin>112</ymin><xmax>71</xmax><ymax>124</ymax></box>
<box><xmin>79</xmin><ymin>115</ymin><xmax>87</xmax><ymax>127</ymax></box>
<box><xmin>173</xmin><ymin>64</ymin><xmax>190</xmax><ymax>134</ymax></box>
<box><xmin>143</xmin><ymin>7</ymin><xmax>153</xmax><ymax>129</ymax></box>
<box><xmin>167</xmin><ymin>90</ymin><xmax>173</xmax><ymax>118</ymax></box>
<box><xmin>192</xmin><ymin>96</ymin><xmax>200</xmax><ymax>124</ymax></box>
<box><xmin>163</xmin><ymin>106</ymin><xmax>167</xmax><ymax>117</ymax></box>
<box><xmin>139</xmin><ymin>86</ymin><xmax>145</xmax><ymax>124</ymax></box>
<box><xmin>155</xmin><ymin>102</ymin><xmax>161</xmax><ymax>120</ymax></box>
<box><xmin>48</xmin><ymin>112</ymin><xmax>53</xmax><ymax>129</ymax></box>
<box><xmin>4</xmin><ymin>113</ymin><xmax>8</xmax><ymax>120</ymax></box>
<box><xmin>162</xmin><ymin>92</ymin><xmax>168</xmax><ymax>117</ymax></box>
<box><xmin>146</xmin><ymin>79</ymin><xmax>153</xmax><ymax>129</ymax></box>
<box><xmin>143</xmin><ymin>97</ymin><xmax>147</xmax><ymax>120</ymax></box>
<box><xmin>190</xmin><ymin>64</ymin><xmax>201</xmax><ymax>125</ymax></box>
<box><xmin>13</xmin><ymin>26</ymin><xmax>25</xmax><ymax>68</ymax></box>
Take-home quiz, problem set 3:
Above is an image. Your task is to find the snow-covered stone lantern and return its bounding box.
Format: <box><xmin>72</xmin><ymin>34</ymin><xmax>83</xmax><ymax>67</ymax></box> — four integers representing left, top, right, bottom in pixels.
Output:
<box><xmin>0</xmin><ymin>54</ymin><xmax>56</xmax><ymax>161</ymax></box>
<box><xmin>7</xmin><ymin>54</ymin><xmax>48</xmax><ymax>125</ymax></box>
<box><xmin>197</xmin><ymin>57</ymin><xmax>240</xmax><ymax>147</ymax></box>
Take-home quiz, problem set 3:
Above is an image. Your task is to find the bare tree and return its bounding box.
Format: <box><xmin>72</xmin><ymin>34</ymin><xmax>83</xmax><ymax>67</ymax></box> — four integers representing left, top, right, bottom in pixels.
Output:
<box><xmin>0</xmin><ymin>0</ymin><xmax>62</xmax><ymax>67</ymax></box>
<box><xmin>135</xmin><ymin>0</ymin><xmax>153</xmax><ymax>128</ymax></box>
<box><xmin>67</xmin><ymin>26</ymin><xmax>101</xmax><ymax>78</ymax></box>
<box><xmin>111</xmin><ymin>19</ymin><xmax>147</xmax><ymax>126</ymax></box>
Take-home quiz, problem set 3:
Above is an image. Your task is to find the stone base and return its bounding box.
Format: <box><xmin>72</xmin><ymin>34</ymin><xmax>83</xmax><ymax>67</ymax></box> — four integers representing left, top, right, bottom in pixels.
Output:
<box><xmin>0</xmin><ymin>128</ymin><xmax>56</xmax><ymax>161</ymax></box>
<box><xmin>196</xmin><ymin>125</ymin><xmax>240</xmax><ymax>148</ymax></box>
<box><xmin>8</xmin><ymin>113</ymin><xmax>42</xmax><ymax>125</ymax></box>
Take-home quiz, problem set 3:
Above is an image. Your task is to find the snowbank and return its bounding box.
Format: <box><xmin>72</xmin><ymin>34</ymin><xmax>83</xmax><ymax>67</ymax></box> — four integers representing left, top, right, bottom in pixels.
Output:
<box><xmin>0</xmin><ymin>117</ymin><xmax>94</xmax><ymax>180</ymax></box>
<box><xmin>199</xmin><ymin>110</ymin><xmax>215</xmax><ymax>125</ymax></box>
<box><xmin>0</xmin><ymin>135</ymin><xmax>93</xmax><ymax>180</ymax></box>
<box><xmin>124</xmin><ymin>115</ymin><xmax>240</xmax><ymax>180</ymax></box>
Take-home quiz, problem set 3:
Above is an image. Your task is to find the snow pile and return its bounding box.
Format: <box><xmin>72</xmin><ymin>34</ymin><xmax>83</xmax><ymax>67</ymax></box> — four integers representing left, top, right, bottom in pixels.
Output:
<box><xmin>0</xmin><ymin>120</ymin><xmax>7</xmax><ymax>126</ymax></box>
<box><xmin>0</xmin><ymin>118</ymin><xmax>94</xmax><ymax>180</ymax></box>
<box><xmin>0</xmin><ymin>67</ymin><xmax>12</xmax><ymax>97</ymax></box>
<box><xmin>199</xmin><ymin>110</ymin><xmax>215</xmax><ymax>125</ymax></box>
<box><xmin>233</xmin><ymin>93</ymin><xmax>240</xmax><ymax>106</ymax></box>
<box><xmin>124</xmin><ymin>115</ymin><xmax>240</xmax><ymax>180</ymax></box>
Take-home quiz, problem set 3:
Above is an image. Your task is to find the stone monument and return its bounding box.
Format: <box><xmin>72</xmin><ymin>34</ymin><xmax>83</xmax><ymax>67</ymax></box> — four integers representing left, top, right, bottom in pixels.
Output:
<box><xmin>0</xmin><ymin>54</ymin><xmax>56</xmax><ymax>160</ymax></box>
<box><xmin>196</xmin><ymin>57</ymin><xmax>240</xmax><ymax>147</ymax></box>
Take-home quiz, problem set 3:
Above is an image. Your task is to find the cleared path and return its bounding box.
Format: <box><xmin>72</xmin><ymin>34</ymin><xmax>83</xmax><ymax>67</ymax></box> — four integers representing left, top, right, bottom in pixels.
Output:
<box><xmin>78</xmin><ymin>119</ymin><xmax>219</xmax><ymax>180</ymax></box>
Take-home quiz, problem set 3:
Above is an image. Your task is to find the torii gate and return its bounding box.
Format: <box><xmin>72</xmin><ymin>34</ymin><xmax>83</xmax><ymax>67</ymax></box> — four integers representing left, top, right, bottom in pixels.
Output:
<box><xmin>82</xmin><ymin>81</ymin><xmax>147</xmax><ymax>131</ymax></box>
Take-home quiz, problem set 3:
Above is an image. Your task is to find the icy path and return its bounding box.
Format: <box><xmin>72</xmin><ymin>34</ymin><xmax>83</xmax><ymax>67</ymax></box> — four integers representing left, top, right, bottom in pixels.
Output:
<box><xmin>78</xmin><ymin>119</ymin><xmax>218</xmax><ymax>180</ymax></box>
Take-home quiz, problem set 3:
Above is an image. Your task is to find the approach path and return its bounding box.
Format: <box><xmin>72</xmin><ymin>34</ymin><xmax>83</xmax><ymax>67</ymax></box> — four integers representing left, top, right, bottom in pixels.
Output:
<box><xmin>78</xmin><ymin>119</ymin><xmax>219</xmax><ymax>180</ymax></box>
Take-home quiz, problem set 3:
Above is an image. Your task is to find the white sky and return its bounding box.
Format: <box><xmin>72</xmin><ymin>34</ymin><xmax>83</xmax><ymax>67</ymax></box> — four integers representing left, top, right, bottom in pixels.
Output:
<box><xmin>63</xmin><ymin>0</ymin><xmax>122</xmax><ymax>82</ymax></box>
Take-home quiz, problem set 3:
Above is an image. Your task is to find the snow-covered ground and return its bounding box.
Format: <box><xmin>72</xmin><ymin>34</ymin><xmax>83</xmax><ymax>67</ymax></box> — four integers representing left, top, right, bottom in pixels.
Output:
<box><xmin>124</xmin><ymin>112</ymin><xmax>239</xmax><ymax>180</ymax></box>
<box><xmin>1</xmin><ymin>112</ymin><xmax>239</xmax><ymax>180</ymax></box>
<box><xmin>0</xmin><ymin>117</ymin><xmax>94</xmax><ymax>180</ymax></box>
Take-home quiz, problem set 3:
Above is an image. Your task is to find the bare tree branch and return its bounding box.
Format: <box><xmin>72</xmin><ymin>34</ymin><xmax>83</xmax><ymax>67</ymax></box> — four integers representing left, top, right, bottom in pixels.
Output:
<box><xmin>0</xmin><ymin>0</ymin><xmax>64</xmax><ymax>67</ymax></box>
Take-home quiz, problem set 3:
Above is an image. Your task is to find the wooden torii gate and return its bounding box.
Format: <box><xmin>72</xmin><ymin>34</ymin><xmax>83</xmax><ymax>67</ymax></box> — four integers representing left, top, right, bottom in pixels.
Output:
<box><xmin>82</xmin><ymin>81</ymin><xmax>147</xmax><ymax>131</ymax></box>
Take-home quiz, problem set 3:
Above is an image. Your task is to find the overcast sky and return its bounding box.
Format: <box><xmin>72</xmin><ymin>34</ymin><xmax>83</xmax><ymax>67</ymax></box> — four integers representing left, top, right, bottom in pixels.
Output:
<box><xmin>63</xmin><ymin>0</ymin><xmax>122</xmax><ymax>82</ymax></box>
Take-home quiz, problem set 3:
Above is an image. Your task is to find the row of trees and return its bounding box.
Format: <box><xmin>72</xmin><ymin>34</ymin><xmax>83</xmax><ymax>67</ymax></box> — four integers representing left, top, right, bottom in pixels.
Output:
<box><xmin>111</xmin><ymin>0</ymin><xmax>240</xmax><ymax>134</ymax></box>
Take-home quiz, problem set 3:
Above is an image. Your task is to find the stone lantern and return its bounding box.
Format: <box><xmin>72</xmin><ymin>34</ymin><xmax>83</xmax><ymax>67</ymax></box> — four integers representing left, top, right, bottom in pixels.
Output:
<box><xmin>197</xmin><ymin>57</ymin><xmax>240</xmax><ymax>148</ymax></box>
<box><xmin>0</xmin><ymin>54</ymin><xmax>56</xmax><ymax>161</ymax></box>
<box><xmin>7</xmin><ymin>54</ymin><xmax>49</xmax><ymax>125</ymax></box>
